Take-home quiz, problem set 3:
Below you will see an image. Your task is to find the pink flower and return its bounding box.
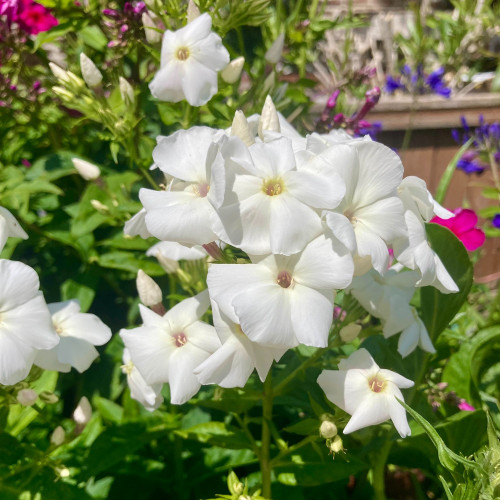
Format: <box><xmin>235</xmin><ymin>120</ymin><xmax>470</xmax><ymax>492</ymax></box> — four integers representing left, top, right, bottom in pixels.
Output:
<box><xmin>457</xmin><ymin>399</ymin><xmax>475</xmax><ymax>411</ymax></box>
<box><xmin>431</xmin><ymin>208</ymin><xmax>485</xmax><ymax>251</ymax></box>
<box><xmin>18</xmin><ymin>0</ymin><xmax>58</xmax><ymax>35</ymax></box>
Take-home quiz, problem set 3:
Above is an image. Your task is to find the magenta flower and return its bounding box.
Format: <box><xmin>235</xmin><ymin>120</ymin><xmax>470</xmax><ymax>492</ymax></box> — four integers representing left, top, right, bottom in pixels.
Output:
<box><xmin>18</xmin><ymin>0</ymin><xmax>58</xmax><ymax>35</ymax></box>
<box><xmin>457</xmin><ymin>399</ymin><xmax>475</xmax><ymax>411</ymax></box>
<box><xmin>431</xmin><ymin>208</ymin><xmax>485</xmax><ymax>251</ymax></box>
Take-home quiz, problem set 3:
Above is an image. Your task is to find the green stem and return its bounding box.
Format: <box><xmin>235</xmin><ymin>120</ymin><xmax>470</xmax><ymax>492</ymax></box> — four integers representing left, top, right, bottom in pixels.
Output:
<box><xmin>270</xmin><ymin>435</ymin><xmax>317</xmax><ymax>467</ymax></box>
<box><xmin>400</xmin><ymin>93</ymin><xmax>418</xmax><ymax>151</ymax></box>
<box><xmin>371</xmin><ymin>439</ymin><xmax>392</xmax><ymax>500</ymax></box>
<box><xmin>261</xmin><ymin>372</ymin><xmax>274</xmax><ymax>498</ymax></box>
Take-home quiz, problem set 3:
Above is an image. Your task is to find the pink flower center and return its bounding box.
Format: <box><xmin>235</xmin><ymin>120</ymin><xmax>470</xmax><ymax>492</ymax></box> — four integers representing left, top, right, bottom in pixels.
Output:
<box><xmin>262</xmin><ymin>178</ymin><xmax>284</xmax><ymax>196</ymax></box>
<box><xmin>194</xmin><ymin>182</ymin><xmax>210</xmax><ymax>198</ymax></box>
<box><xmin>173</xmin><ymin>332</ymin><xmax>188</xmax><ymax>347</ymax></box>
<box><xmin>276</xmin><ymin>270</ymin><xmax>293</xmax><ymax>288</ymax></box>
<box><xmin>368</xmin><ymin>374</ymin><xmax>386</xmax><ymax>393</ymax></box>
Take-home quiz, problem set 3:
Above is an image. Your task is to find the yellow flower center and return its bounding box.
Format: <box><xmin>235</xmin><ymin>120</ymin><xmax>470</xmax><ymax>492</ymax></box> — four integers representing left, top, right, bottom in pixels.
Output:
<box><xmin>368</xmin><ymin>374</ymin><xmax>387</xmax><ymax>393</ymax></box>
<box><xmin>176</xmin><ymin>47</ymin><xmax>190</xmax><ymax>61</ymax></box>
<box><xmin>262</xmin><ymin>178</ymin><xmax>284</xmax><ymax>196</ymax></box>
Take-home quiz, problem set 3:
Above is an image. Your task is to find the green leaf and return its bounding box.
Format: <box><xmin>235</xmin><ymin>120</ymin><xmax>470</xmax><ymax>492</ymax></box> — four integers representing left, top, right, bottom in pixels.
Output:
<box><xmin>434</xmin><ymin>138</ymin><xmax>473</xmax><ymax>204</ymax></box>
<box><xmin>283</xmin><ymin>419</ymin><xmax>319</xmax><ymax>436</ymax></box>
<box><xmin>97</xmin><ymin>251</ymin><xmax>164</xmax><ymax>276</ymax></box>
<box><xmin>175</xmin><ymin>422</ymin><xmax>252</xmax><ymax>450</ymax></box>
<box><xmin>420</xmin><ymin>223</ymin><xmax>473</xmax><ymax>341</ymax></box>
<box><xmin>93</xmin><ymin>397</ymin><xmax>124</xmax><ymax>423</ymax></box>
<box><xmin>79</xmin><ymin>25</ymin><xmax>108</xmax><ymax>51</ymax></box>
<box><xmin>61</xmin><ymin>279</ymin><xmax>96</xmax><ymax>312</ymax></box>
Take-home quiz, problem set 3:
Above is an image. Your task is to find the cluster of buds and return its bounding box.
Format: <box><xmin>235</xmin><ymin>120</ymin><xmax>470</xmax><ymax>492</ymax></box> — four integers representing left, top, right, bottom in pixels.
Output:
<box><xmin>426</xmin><ymin>382</ymin><xmax>476</xmax><ymax>412</ymax></box>
<box><xmin>102</xmin><ymin>1</ymin><xmax>147</xmax><ymax>49</ymax></box>
<box><xmin>320</xmin><ymin>415</ymin><xmax>344</xmax><ymax>455</ymax></box>
<box><xmin>317</xmin><ymin>87</ymin><xmax>382</xmax><ymax>140</ymax></box>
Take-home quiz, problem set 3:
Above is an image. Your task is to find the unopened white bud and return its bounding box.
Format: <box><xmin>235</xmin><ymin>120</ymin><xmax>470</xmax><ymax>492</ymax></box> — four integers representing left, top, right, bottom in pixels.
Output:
<box><xmin>258</xmin><ymin>95</ymin><xmax>280</xmax><ymax>140</ymax></box>
<box><xmin>142</xmin><ymin>12</ymin><xmax>162</xmax><ymax>44</ymax></box>
<box><xmin>119</xmin><ymin>76</ymin><xmax>135</xmax><ymax>106</ymax></box>
<box><xmin>72</xmin><ymin>158</ymin><xmax>101</xmax><ymax>180</ymax></box>
<box><xmin>73</xmin><ymin>396</ymin><xmax>92</xmax><ymax>425</ymax></box>
<box><xmin>136</xmin><ymin>269</ymin><xmax>163</xmax><ymax>306</ymax></box>
<box><xmin>265</xmin><ymin>33</ymin><xmax>285</xmax><ymax>64</ymax></box>
<box><xmin>329</xmin><ymin>435</ymin><xmax>343</xmax><ymax>453</ymax></box>
<box><xmin>340</xmin><ymin>323</ymin><xmax>362</xmax><ymax>343</ymax></box>
<box><xmin>187</xmin><ymin>0</ymin><xmax>200</xmax><ymax>23</ymax></box>
<box><xmin>320</xmin><ymin>420</ymin><xmax>337</xmax><ymax>439</ymax></box>
<box><xmin>17</xmin><ymin>389</ymin><xmax>38</xmax><ymax>406</ymax></box>
<box><xmin>154</xmin><ymin>252</ymin><xmax>180</xmax><ymax>274</ymax></box>
<box><xmin>58</xmin><ymin>467</ymin><xmax>71</xmax><ymax>478</ymax></box>
<box><xmin>231</xmin><ymin>110</ymin><xmax>254</xmax><ymax>146</ymax></box>
<box><xmin>52</xmin><ymin>86</ymin><xmax>74</xmax><ymax>100</ymax></box>
<box><xmin>221</xmin><ymin>56</ymin><xmax>244</xmax><ymax>84</ymax></box>
<box><xmin>50</xmin><ymin>426</ymin><xmax>66</xmax><ymax>446</ymax></box>
<box><xmin>90</xmin><ymin>199</ymin><xmax>109</xmax><ymax>213</ymax></box>
<box><xmin>49</xmin><ymin>62</ymin><xmax>70</xmax><ymax>83</ymax></box>
<box><xmin>80</xmin><ymin>53</ymin><xmax>103</xmax><ymax>88</ymax></box>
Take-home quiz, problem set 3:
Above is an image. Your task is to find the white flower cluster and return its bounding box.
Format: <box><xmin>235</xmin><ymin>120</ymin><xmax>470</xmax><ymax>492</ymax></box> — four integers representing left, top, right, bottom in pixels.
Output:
<box><xmin>0</xmin><ymin>209</ymin><xmax>111</xmax><ymax>386</ymax></box>
<box><xmin>121</xmin><ymin>98</ymin><xmax>458</xmax><ymax>435</ymax></box>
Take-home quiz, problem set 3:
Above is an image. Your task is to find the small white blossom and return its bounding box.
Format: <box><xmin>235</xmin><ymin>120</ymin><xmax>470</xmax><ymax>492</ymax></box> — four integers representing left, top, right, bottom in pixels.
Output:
<box><xmin>136</xmin><ymin>270</ymin><xmax>163</xmax><ymax>307</ymax></box>
<box><xmin>0</xmin><ymin>206</ymin><xmax>28</xmax><ymax>252</ymax></box>
<box><xmin>318</xmin><ymin>349</ymin><xmax>414</xmax><ymax>437</ymax></box>
<box><xmin>149</xmin><ymin>13</ymin><xmax>230</xmax><ymax>106</ymax></box>
<box><xmin>221</xmin><ymin>56</ymin><xmax>244</xmax><ymax>84</ymax></box>
<box><xmin>265</xmin><ymin>33</ymin><xmax>284</xmax><ymax>64</ymax></box>
<box><xmin>79</xmin><ymin>53</ymin><xmax>102</xmax><ymax>88</ymax></box>
<box><xmin>72</xmin><ymin>158</ymin><xmax>100</xmax><ymax>181</ymax></box>
<box><xmin>73</xmin><ymin>396</ymin><xmax>92</xmax><ymax>425</ymax></box>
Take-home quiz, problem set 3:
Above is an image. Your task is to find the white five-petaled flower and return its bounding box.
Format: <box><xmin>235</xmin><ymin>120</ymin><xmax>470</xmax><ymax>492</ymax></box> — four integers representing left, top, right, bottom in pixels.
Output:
<box><xmin>0</xmin><ymin>207</ymin><xmax>28</xmax><ymax>253</ymax></box>
<box><xmin>0</xmin><ymin>259</ymin><xmax>58</xmax><ymax>385</ymax></box>
<box><xmin>149</xmin><ymin>13</ymin><xmax>230</xmax><ymax>106</ymax></box>
<box><xmin>211</xmin><ymin>136</ymin><xmax>346</xmax><ymax>256</ymax></box>
<box><xmin>34</xmin><ymin>300</ymin><xmax>112</xmax><ymax>373</ymax></box>
<box><xmin>207</xmin><ymin>234</ymin><xmax>353</xmax><ymax>348</ymax></box>
<box><xmin>319</xmin><ymin>140</ymin><xmax>407</xmax><ymax>275</ymax></box>
<box><xmin>194</xmin><ymin>301</ymin><xmax>288</xmax><ymax>388</ymax></box>
<box><xmin>140</xmin><ymin>126</ymin><xmax>225</xmax><ymax>246</ymax></box>
<box><xmin>122</xmin><ymin>348</ymin><xmax>164</xmax><ymax>411</ymax></box>
<box><xmin>120</xmin><ymin>290</ymin><xmax>220</xmax><ymax>405</ymax></box>
<box><xmin>317</xmin><ymin>348</ymin><xmax>414</xmax><ymax>438</ymax></box>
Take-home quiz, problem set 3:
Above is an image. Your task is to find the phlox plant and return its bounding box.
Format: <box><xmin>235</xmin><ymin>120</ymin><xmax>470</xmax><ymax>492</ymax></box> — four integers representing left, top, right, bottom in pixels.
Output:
<box><xmin>0</xmin><ymin>1</ymin><xmax>499</xmax><ymax>500</ymax></box>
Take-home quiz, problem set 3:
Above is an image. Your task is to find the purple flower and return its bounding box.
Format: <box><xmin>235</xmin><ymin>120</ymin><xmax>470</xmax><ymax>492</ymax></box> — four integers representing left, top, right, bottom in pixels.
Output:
<box><xmin>425</xmin><ymin>67</ymin><xmax>451</xmax><ymax>98</ymax></box>
<box><xmin>457</xmin><ymin>399</ymin><xmax>475</xmax><ymax>411</ymax></box>
<box><xmin>385</xmin><ymin>75</ymin><xmax>405</xmax><ymax>93</ymax></box>
<box><xmin>492</xmin><ymin>214</ymin><xmax>500</xmax><ymax>229</ymax></box>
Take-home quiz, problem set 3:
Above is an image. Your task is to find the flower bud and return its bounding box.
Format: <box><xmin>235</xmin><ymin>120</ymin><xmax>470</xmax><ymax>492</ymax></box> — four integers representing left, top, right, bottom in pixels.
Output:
<box><xmin>90</xmin><ymin>199</ymin><xmax>109</xmax><ymax>213</ymax></box>
<box><xmin>187</xmin><ymin>0</ymin><xmax>200</xmax><ymax>23</ymax></box>
<box><xmin>49</xmin><ymin>62</ymin><xmax>70</xmax><ymax>83</ymax></box>
<box><xmin>231</xmin><ymin>110</ymin><xmax>254</xmax><ymax>146</ymax></box>
<box><xmin>265</xmin><ymin>33</ymin><xmax>284</xmax><ymax>64</ymax></box>
<box><xmin>136</xmin><ymin>269</ymin><xmax>163</xmax><ymax>306</ymax></box>
<box><xmin>72</xmin><ymin>158</ymin><xmax>101</xmax><ymax>180</ymax></box>
<box><xmin>340</xmin><ymin>323</ymin><xmax>362</xmax><ymax>343</ymax></box>
<box><xmin>50</xmin><ymin>426</ymin><xmax>66</xmax><ymax>446</ymax></box>
<box><xmin>221</xmin><ymin>56</ymin><xmax>244</xmax><ymax>84</ymax></box>
<box><xmin>328</xmin><ymin>435</ymin><xmax>344</xmax><ymax>454</ymax></box>
<box><xmin>52</xmin><ymin>86</ymin><xmax>74</xmax><ymax>100</ymax></box>
<box><xmin>320</xmin><ymin>420</ymin><xmax>338</xmax><ymax>439</ymax></box>
<box><xmin>119</xmin><ymin>76</ymin><xmax>135</xmax><ymax>106</ymax></box>
<box><xmin>258</xmin><ymin>95</ymin><xmax>280</xmax><ymax>140</ymax></box>
<box><xmin>73</xmin><ymin>396</ymin><xmax>92</xmax><ymax>426</ymax></box>
<box><xmin>142</xmin><ymin>12</ymin><xmax>162</xmax><ymax>44</ymax></box>
<box><xmin>39</xmin><ymin>390</ymin><xmax>59</xmax><ymax>404</ymax></box>
<box><xmin>80</xmin><ymin>53</ymin><xmax>103</xmax><ymax>88</ymax></box>
<box><xmin>17</xmin><ymin>389</ymin><xmax>38</xmax><ymax>406</ymax></box>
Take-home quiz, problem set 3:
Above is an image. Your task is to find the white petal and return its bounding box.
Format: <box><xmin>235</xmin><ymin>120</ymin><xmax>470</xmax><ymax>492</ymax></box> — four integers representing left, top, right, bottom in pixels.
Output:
<box><xmin>324</xmin><ymin>212</ymin><xmax>357</xmax><ymax>254</ymax></box>
<box><xmin>379</xmin><ymin>369</ymin><xmax>414</xmax><ymax>389</ymax></box>
<box><xmin>34</xmin><ymin>347</ymin><xmax>71</xmax><ymax>373</ymax></box>
<box><xmin>191</xmin><ymin>32</ymin><xmax>230</xmax><ymax>70</ymax></box>
<box><xmin>56</xmin><ymin>337</ymin><xmax>99</xmax><ymax>373</ymax></box>
<box><xmin>317</xmin><ymin>369</ymin><xmax>349</xmax><ymax>412</ymax></box>
<box><xmin>0</xmin><ymin>332</ymin><xmax>35</xmax><ymax>385</ymax></box>
<box><xmin>354</xmin><ymin>225</ymin><xmax>389</xmax><ymax>274</ymax></box>
<box><xmin>166</xmin><ymin>290</ymin><xmax>210</xmax><ymax>331</ymax></box>
<box><xmin>149</xmin><ymin>62</ymin><xmax>185</xmax><ymax>102</ymax></box>
<box><xmin>343</xmin><ymin>392</ymin><xmax>390</xmax><ymax>434</ymax></box>
<box><xmin>124</xmin><ymin>209</ymin><xmax>152</xmax><ymax>238</ymax></box>
<box><xmin>181</xmin><ymin>58</ymin><xmax>218</xmax><ymax>106</ymax></box>
<box><xmin>387</xmin><ymin>388</ymin><xmax>412</xmax><ymax>437</ymax></box>
<box><xmin>397</xmin><ymin>323</ymin><xmax>420</xmax><ymax>357</ymax></box>
<box><xmin>0</xmin><ymin>259</ymin><xmax>40</xmax><ymax>311</ymax></box>
<box><xmin>185</xmin><ymin>321</ymin><xmax>220</xmax><ymax>353</ymax></box>
<box><xmin>290</xmin><ymin>284</ymin><xmax>333</xmax><ymax>347</ymax></box>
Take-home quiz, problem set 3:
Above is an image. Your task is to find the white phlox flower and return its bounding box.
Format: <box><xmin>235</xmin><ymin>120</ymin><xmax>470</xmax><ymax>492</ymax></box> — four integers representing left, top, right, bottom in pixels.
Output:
<box><xmin>34</xmin><ymin>300</ymin><xmax>112</xmax><ymax>373</ymax></box>
<box><xmin>211</xmin><ymin>135</ymin><xmax>346</xmax><ymax>256</ymax></box>
<box><xmin>194</xmin><ymin>301</ymin><xmax>287</xmax><ymax>388</ymax></box>
<box><xmin>149</xmin><ymin>13</ymin><xmax>230</xmax><ymax>106</ymax></box>
<box><xmin>207</xmin><ymin>234</ymin><xmax>353</xmax><ymax>348</ymax></box>
<box><xmin>140</xmin><ymin>127</ymin><xmax>226</xmax><ymax>246</ymax></box>
<box><xmin>321</xmin><ymin>140</ymin><xmax>407</xmax><ymax>275</ymax></box>
<box><xmin>0</xmin><ymin>206</ymin><xmax>28</xmax><ymax>253</ymax></box>
<box><xmin>393</xmin><ymin>177</ymin><xmax>458</xmax><ymax>293</ymax></box>
<box><xmin>120</xmin><ymin>290</ymin><xmax>220</xmax><ymax>405</ymax></box>
<box><xmin>0</xmin><ymin>259</ymin><xmax>58</xmax><ymax>385</ymax></box>
<box><xmin>122</xmin><ymin>348</ymin><xmax>163</xmax><ymax>411</ymax></box>
<box><xmin>317</xmin><ymin>348</ymin><xmax>414</xmax><ymax>438</ymax></box>
<box><xmin>393</xmin><ymin>210</ymin><xmax>458</xmax><ymax>294</ymax></box>
<box><xmin>349</xmin><ymin>267</ymin><xmax>434</xmax><ymax>357</ymax></box>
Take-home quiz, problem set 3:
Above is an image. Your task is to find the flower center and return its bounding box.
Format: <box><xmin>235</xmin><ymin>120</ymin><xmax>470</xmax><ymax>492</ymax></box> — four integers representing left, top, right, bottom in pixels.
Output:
<box><xmin>344</xmin><ymin>208</ymin><xmax>358</xmax><ymax>225</ymax></box>
<box><xmin>173</xmin><ymin>332</ymin><xmax>188</xmax><ymax>347</ymax></box>
<box><xmin>368</xmin><ymin>374</ymin><xmax>387</xmax><ymax>393</ymax></box>
<box><xmin>53</xmin><ymin>322</ymin><xmax>66</xmax><ymax>336</ymax></box>
<box><xmin>193</xmin><ymin>182</ymin><xmax>210</xmax><ymax>198</ymax></box>
<box><xmin>276</xmin><ymin>270</ymin><xmax>293</xmax><ymax>288</ymax></box>
<box><xmin>121</xmin><ymin>361</ymin><xmax>134</xmax><ymax>376</ymax></box>
<box><xmin>176</xmin><ymin>47</ymin><xmax>190</xmax><ymax>61</ymax></box>
<box><xmin>262</xmin><ymin>178</ymin><xmax>284</xmax><ymax>196</ymax></box>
